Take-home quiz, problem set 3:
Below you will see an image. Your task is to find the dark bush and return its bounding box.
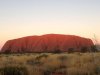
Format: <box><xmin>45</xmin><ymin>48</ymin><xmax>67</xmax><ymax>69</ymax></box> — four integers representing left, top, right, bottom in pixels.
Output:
<box><xmin>91</xmin><ymin>45</ymin><xmax>98</xmax><ymax>52</ymax></box>
<box><xmin>81</xmin><ymin>47</ymin><xmax>88</xmax><ymax>53</ymax></box>
<box><xmin>44</xmin><ymin>71</ymin><xmax>51</xmax><ymax>75</ymax></box>
<box><xmin>68</xmin><ymin>48</ymin><xmax>74</xmax><ymax>53</ymax></box>
<box><xmin>3</xmin><ymin>49</ymin><xmax>11</xmax><ymax>54</ymax></box>
<box><xmin>0</xmin><ymin>66</ymin><xmax>28</xmax><ymax>75</ymax></box>
<box><xmin>95</xmin><ymin>66</ymin><xmax>100</xmax><ymax>75</ymax></box>
<box><xmin>35</xmin><ymin>54</ymin><xmax>49</xmax><ymax>61</ymax></box>
<box><xmin>53</xmin><ymin>49</ymin><xmax>62</xmax><ymax>53</ymax></box>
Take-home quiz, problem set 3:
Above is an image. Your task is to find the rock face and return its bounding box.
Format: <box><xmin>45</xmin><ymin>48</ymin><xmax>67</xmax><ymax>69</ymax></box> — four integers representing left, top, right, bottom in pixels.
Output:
<box><xmin>1</xmin><ymin>34</ymin><xmax>94</xmax><ymax>53</ymax></box>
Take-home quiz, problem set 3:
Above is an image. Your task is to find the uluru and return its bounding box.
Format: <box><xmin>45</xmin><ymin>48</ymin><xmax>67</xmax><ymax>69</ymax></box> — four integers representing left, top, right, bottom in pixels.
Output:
<box><xmin>1</xmin><ymin>34</ymin><xmax>94</xmax><ymax>53</ymax></box>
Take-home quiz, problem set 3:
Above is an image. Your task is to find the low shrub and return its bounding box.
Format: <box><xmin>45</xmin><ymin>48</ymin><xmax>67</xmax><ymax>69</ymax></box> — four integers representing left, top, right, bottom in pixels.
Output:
<box><xmin>68</xmin><ymin>48</ymin><xmax>74</xmax><ymax>53</ymax></box>
<box><xmin>81</xmin><ymin>47</ymin><xmax>88</xmax><ymax>53</ymax></box>
<box><xmin>91</xmin><ymin>45</ymin><xmax>98</xmax><ymax>52</ymax></box>
<box><xmin>0</xmin><ymin>66</ymin><xmax>28</xmax><ymax>75</ymax></box>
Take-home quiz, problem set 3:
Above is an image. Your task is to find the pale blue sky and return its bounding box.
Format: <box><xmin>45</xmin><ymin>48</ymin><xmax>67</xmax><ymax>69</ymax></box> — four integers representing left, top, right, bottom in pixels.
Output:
<box><xmin>0</xmin><ymin>0</ymin><xmax>100</xmax><ymax>49</ymax></box>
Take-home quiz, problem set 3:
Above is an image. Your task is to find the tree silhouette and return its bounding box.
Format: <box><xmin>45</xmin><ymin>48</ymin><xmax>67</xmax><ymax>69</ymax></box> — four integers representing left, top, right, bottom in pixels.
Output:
<box><xmin>91</xmin><ymin>45</ymin><xmax>98</xmax><ymax>52</ymax></box>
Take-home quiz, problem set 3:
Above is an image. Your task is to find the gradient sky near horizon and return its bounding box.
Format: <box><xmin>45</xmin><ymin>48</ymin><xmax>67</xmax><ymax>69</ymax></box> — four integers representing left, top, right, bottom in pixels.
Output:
<box><xmin>0</xmin><ymin>0</ymin><xmax>100</xmax><ymax>49</ymax></box>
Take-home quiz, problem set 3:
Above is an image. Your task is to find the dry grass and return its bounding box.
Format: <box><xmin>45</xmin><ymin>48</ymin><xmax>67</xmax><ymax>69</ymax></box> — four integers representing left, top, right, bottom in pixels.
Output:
<box><xmin>0</xmin><ymin>52</ymin><xmax>100</xmax><ymax>75</ymax></box>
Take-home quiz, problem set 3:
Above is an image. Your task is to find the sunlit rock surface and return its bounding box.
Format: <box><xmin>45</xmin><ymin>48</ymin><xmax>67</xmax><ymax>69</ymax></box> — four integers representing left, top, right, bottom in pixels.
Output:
<box><xmin>1</xmin><ymin>34</ymin><xmax>94</xmax><ymax>53</ymax></box>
